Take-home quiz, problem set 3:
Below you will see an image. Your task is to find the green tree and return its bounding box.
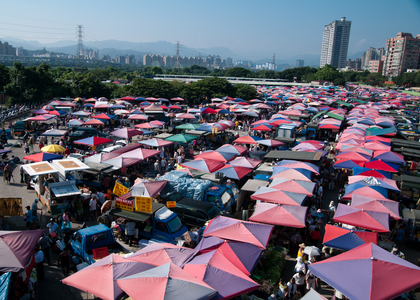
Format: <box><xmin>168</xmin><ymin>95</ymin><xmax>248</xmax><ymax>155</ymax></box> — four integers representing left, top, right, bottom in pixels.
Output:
<box><xmin>234</xmin><ymin>83</ymin><xmax>258</xmax><ymax>100</ymax></box>
<box><xmin>0</xmin><ymin>65</ymin><xmax>10</xmax><ymax>92</ymax></box>
<box><xmin>225</xmin><ymin>67</ymin><xmax>251</xmax><ymax>78</ymax></box>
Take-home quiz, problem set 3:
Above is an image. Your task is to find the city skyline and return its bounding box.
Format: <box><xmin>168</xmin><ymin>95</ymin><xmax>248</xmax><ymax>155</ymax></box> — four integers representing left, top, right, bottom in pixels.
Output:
<box><xmin>0</xmin><ymin>0</ymin><xmax>419</xmax><ymax>62</ymax></box>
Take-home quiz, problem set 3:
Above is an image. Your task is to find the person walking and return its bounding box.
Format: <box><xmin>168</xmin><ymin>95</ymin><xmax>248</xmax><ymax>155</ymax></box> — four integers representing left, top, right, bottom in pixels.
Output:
<box><xmin>57</xmin><ymin>246</ymin><xmax>71</xmax><ymax>276</ymax></box>
<box><xmin>38</xmin><ymin>233</ymin><xmax>51</xmax><ymax>266</ymax></box>
<box><xmin>31</xmin><ymin>199</ymin><xmax>39</xmax><ymax>221</ymax></box>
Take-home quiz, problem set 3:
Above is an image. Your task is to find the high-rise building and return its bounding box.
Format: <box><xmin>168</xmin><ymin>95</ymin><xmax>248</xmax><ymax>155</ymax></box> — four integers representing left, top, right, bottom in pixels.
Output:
<box><xmin>383</xmin><ymin>32</ymin><xmax>420</xmax><ymax>77</ymax></box>
<box><xmin>363</xmin><ymin>47</ymin><xmax>378</xmax><ymax>68</ymax></box>
<box><xmin>320</xmin><ymin>17</ymin><xmax>352</xmax><ymax>68</ymax></box>
<box><xmin>296</xmin><ymin>60</ymin><xmax>304</xmax><ymax>67</ymax></box>
<box><xmin>377</xmin><ymin>48</ymin><xmax>385</xmax><ymax>60</ymax></box>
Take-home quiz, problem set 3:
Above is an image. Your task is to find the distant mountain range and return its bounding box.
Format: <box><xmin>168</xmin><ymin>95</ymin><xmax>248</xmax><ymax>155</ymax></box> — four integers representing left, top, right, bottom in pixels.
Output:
<box><xmin>0</xmin><ymin>36</ymin><xmax>364</xmax><ymax>68</ymax></box>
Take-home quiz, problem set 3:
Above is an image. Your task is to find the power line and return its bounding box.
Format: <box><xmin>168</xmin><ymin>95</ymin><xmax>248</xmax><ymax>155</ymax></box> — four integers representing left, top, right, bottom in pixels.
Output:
<box><xmin>0</xmin><ymin>21</ymin><xmax>74</xmax><ymax>30</ymax></box>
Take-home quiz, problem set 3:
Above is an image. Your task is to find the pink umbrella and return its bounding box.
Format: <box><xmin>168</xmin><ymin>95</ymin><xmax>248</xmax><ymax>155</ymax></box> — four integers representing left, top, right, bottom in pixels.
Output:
<box><xmin>102</xmin><ymin>157</ymin><xmax>142</xmax><ymax>168</ymax></box>
<box><xmin>177</xmin><ymin>113</ymin><xmax>197</xmax><ymax>119</ymax></box>
<box><xmin>229</xmin><ymin>156</ymin><xmax>262</xmax><ymax>169</ymax></box>
<box><xmin>138</xmin><ymin>138</ymin><xmax>174</xmax><ymax>147</ymax></box>
<box><xmin>251</xmin><ymin>187</ymin><xmax>307</xmax><ymax>206</ymax></box>
<box><xmin>256</xmin><ymin>139</ymin><xmax>285</xmax><ymax>147</ymax></box>
<box><xmin>110</xmin><ymin>128</ymin><xmax>143</xmax><ymax>139</ymax></box>
<box><xmin>135</xmin><ymin>122</ymin><xmax>160</xmax><ymax>129</ymax></box>
<box><xmin>131</xmin><ymin>179</ymin><xmax>168</xmax><ymax>198</ymax></box>
<box><xmin>333</xmin><ymin>204</ymin><xmax>390</xmax><ymax>232</ymax></box>
<box><xmin>84</xmin><ymin>119</ymin><xmax>105</xmax><ymax>126</ymax></box>
<box><xmin>249</xmin><ymin>202</ymin><xmax>307</xmax><ymax>228</ymax></box>
<box><xmin>121</xmin><ymin>148</ymin><xmax>161</xmax><ymax>160</ymax></box>
<box><xmin>128</xmin><ymin>114</ymin><xmax>149</xmax><ymax>120</ymax></box>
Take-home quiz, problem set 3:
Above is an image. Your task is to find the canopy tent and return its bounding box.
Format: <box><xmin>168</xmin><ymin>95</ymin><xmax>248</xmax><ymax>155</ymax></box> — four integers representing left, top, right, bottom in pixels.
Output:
<box><xmin>130</xmin><ymin>179</ymin><xmax>168</xmax><ymax>198</ymax></box>
<box><xmin>165</xmin><ymin>134</ymin><xmax>197</xmax><ymax>143</ymax></box>
<box><xmin>352</xmin><ymin>167</ymin><xmax>391</xmax><ymax>178</ymax></box>
<box><xmin>232</xmin><ymin>135</ymin><xmax>263</xmax><ymax>145</ymax></box>
<box><xmin>270</xmin><ymin>169</ymin><xmax>312</xmax><ymax>182</ymax></box>
<box><xmin>116</xmin><ymin>262</ymin><xmax>216</xmax><ymax>300</ymax></box>
<box><xmin>216</xmin><ymin>144</ymin><xmax>248</xmax><ymax>156</ymax></box>
<box><xmin>194</xmin><ymin>150</ymin><xmax>236</xmax><ymax>163</ymax></box>
<box><xmin>277</xmin><ymin>160</ymin><xmax>320</xmax><ymax>175</ymax></box>
<box><xmin>121</xmin><ymin>148</ymin><xmax>161</xmax><ymax>160</ymax></box>
<box><xmin>138</xmin><ymin>138</ymin><xmax>174</xmax><ymax>148</ymax></box>
<box><xmin>195</xmin><ymin>236</ymin><xmax>263</xmax><ymax>276</ymax></box>
<box><xmin>74</xmin><ymin>136</ymin><xmax>114</xmax><ymax>147</ymax></box>
<box><xmin>228</xmin><ymin>156</ymin><xmax>261</xmax><ymax>169</ymax></box>
<box><xmin>183</xmin><ymin>249</ymin><xmax>259</xmax><ymax>299</ymax></box>
<box><xmin>180</xmin><ymin>159</ymin><xmax>225</xmax><ymax>173</ymax></box>
<box><xmin>0</xmin><ymin>230</ymin><xmax>44</xmax><ymax>272</ymax></box>
<box><xmin>40</xmin><ymin>129</ymin><xmax>68</xmax><ymax>137</ymax></box>
<box><xmin>333</xmin><ymin>159</ymin><xmax>365</xmax><ymax>169</ymax></box>
<box><xmin>348</xmin><ymin>176</ymin><xmax>399</xmax><ymax>192</ymax></box>
<box><xmin>342</xmin><ymin>186</ymin><xmax>389</xmax><ymax>200</ymax></box>
<box><xmin>101</xmin><ymin>157</ymin><xmax>142</xmax><ymax>169</ymax></box>
<box><xmin>110</xmin><ymin>128</ymin><xmax>143</xmax><ymax>139</ymax></box>
<box><xmin>308</xmin><ymin>243</ymin><xmax>420</xmax><ymax>300</ymax></box>
<box><xmin>251</xmin><ymin>187</ymin><xmax>307</xmax><ymax>206</ymax></box>
<box><xmin>203</xmin><ymin>216</ymin><xmax>273</xmax><ymax>250</ymax></box>
<box><xmin>249</xmin><ymin>202</ymin><xmax>307</xmax><ymax>228</ymax></box>
<box><xmin>372</xmin><ymin>151</ymin><xmax>405</xmax><ymax>164</ymax></box>
<box><xmin>364</xmin><ymin>159</ymin><xmax>400</xmax><ymax>172</ymax></box>
<box><xmin>23</xmin><ymin>153</ymin><xmax>63</xmax><ymax>162</ymax></box>
<box><xmin>351</xmin><ymin>194</ymin><xmax>400</xmax><ymax>220</ymax></box>
<box><xmin>268</xmin><ymin>178</ymin><xmax>315</xmax><ymax>196</ymax></box>
<box><xmin>62</xmin><ymin>254</ymin><xmax>156</xmax><ymax>300</ymax></box>
<box><xmin>323</xmin><ymin>224</ymin><xmax>378</xmax><ymax>251</ymax></box>
<box><xmin>333</xmin><ymin>204</ymin><xmax>390</xmax><ymax>232</ymax></box>
<box><xmin>215</xmin><ymin>165</ymin><xmax>253</xmax><ymax>180</ymax></box>
<box><xmin>256</xmin><ymin>139</ymin><xmax>285</xmax><ymax>147</ymax></box>
<box><xmin>126</xmin><ymin>243</ymin><xmax>197</xmax><ymax>269</ymax></box>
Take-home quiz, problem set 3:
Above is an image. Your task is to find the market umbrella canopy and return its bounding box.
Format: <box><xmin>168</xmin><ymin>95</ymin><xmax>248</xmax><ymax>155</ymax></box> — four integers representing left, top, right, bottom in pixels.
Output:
<box><xmin>277</xmin><ymin>160</ymin><xmax>320</xmax><ymax>175</ymax></box>
<box><xmin>216</xmin><ymin>164</ymin><xmax>253</xmax><ymax>180</ymax></box>
<box><xmin>256</xmin><ymin>139</ymin><xmax>285</xmax><ymax>147</ymax></box>
<box><xmin>41</xmin><ymin>144</ymin><xmax>65</xmax><ymax>153</ymax></box>
<box><xmin>67</xmin><ymin>119</ymin><xmax>85</xmax><ymax>126</ymax></box>
<box><xmin>249</xmin><ymin>202</ymin><xmax>307</xmax><ymax>228</ymax></box>
<box><xmin>363</xmin><ymin>142</ymin><xmax>391</xmax><ymax>151</ymax></box>
<box><xmin>175</xmin><ymin>123</ymin><xmax>202</xmax><ymax>130</ymax></box>
<box><xmin>110</xmin><ymin>128</ymin><xmax>143</xmax><ymax>139</ymax></box>
<box><xmin>180</xmin><ymin>159</ymin><xmax>225</xmax><ymax>173</ymax></box>
<box><xmin>62</xmin><ymin>254</ymin><xmax>156</xmax><ymax>300</ymax></box>
<box><xmin>342</xmin><ymin>186</ymin><xmax>389</xmax><ymax>200</ymax></box>
<box><xmin>128</xmin><ymin>114</ymin><xmax>149</xmax><ymax>120</ymax></box>
<box><xmin>92</xmin><ymin>113</ymin><xmax>112</xmax><ymax>120</ymax></box>
<box><xmin>308</xmin><ymin>243</ymin><xmax>420</xmax><ymax>300</ymax></box>
<box><xmin>28</xmin><ymin>114</ymin><xmax>56</xmax><ymax>121</ymax></box>
<box><xmin>364</xmin><ymin>159</ymin><xmax>399</xmax><ymax>172</ymax></box>
<box><xmin>134</xmin><ymin>122</ymin><xmax>160</xmax><ymax>129</ymax></box>
<box><xmin>203</xmin><ymin>216</ymin><xmax>273</xmax><ymax>249</ymax></box>
<box><xmin>195</xmin><ymin>236</ymin><xmax>263</xmax><ymax>276</ymax></box>
<box><xmin>102</xmin><ymin>157</ymin><xmax>142</xmax><ymax>169</ymax></box>
<box><xmin>351</xmin><ymin>194</ymin><xmax>400</xmax><ymax>220</ymax></box>
<box><xmin>127</xmin><ymin>243</ymin><xmax>197</xmax><ymax>268</ymax></box>
<box><xmin>335</xmin><ymin>151</ymin><xmax>371</xmax><ymax>162</ymax></box>
<box><xmin>216</xmin><ymin>144</ymin><xmax>248</xmax><ymax>155</ymax></box>
<box><xmin>301</xmin><ymin>288</ymin><xmax>328</xmax><ymax>300</ymax></box>
<box><xmin>195</xmin><ymin>150</ymin><xmax>236</xmax><ymax>163</ymax></box>
<box><xmin>176</xmin><ymin>113</ymin><xmax>197</xmax><ymax>120</ymax></box>
<box><xmin>84</xmin><ymin>119</ymin><xmax>105</xmax><ymax>126</ymax></box>
<box><xmin>348</xmin><ymin>176</ymin><xmax>400</xmax><ymax>192</ymax></box>
<box><xmin>0</xmin><ymin>230</ymin><xmax>44</xmax><ymax>272</ymax></box>
<box><xmin>23</xmin><ymin>153</ymin><xmax>63</xmax><ymax>162</ymax></box>
<box><xmin>372</xmin><ymin>151</ymin><xmax>405</xmax><ymax>164</ymax></box>
<box><xmin>183</xmin><ymin>249</ymin><xmax>259</xmax><ymax>299</ymax></box>
<box><xmin>131</xmin><ymin>179</ymin><xmax>168</xmax><ymax>198</ymax></box>
<box><xmin>229</xmin><ymin>156</ymin><xmax>261</xmax><ymax>169</ymax></box>
<box><xmin>84</xmin><ymin>152</ymin><xmax>119</xmax><ymax>163</ymax></box>
<box><xmin>74</xmin><ymin>136</ymin><xmax>114</xmax><ymax>146</ymax></box>
<box><xmin>270</xmin><ymin>169</ymin><xmax>312</xmax><ymax>182</ymax></box>
<box><xmin>116</xmin><ymin>262</ymin><xmax>216</xmax><ymax>300</ymax></box>
<box><xmin>323</xmin><ymin>224</ymin><xmax>378</xmax><ymax>251</ymax></box>
<box><xmin>251</xmin><ymin>187</ymin><xmax>307</xmax><ymax>206</ymax></box>
<box><xmin>333</xmin><ymin>204</ymin><xmax>390</xmax><ymax>232</ymax></box>
<box><xmin>165</xmin><ymin>134</ymin><xmax>197</xmax><ymax>143</ymax></box>
<box><xmin>232</xmin><ymin>135</ymin><xmax>263</xmax><ymax>144</ymax></box>
<box><xmin>333</xmin><ymin>159</ymin><xmax>365</xmax><ymax>169</ymax></box>
<box><xmin>303</xmin><ymin>246</ymin><xmax>321</xmax><ymax>256</ymax></box>
<box><xmin>268</xmin><ymin>178</ymin><xmax>315</xmax><ymax>196</ymax></box>
<box><xmin>32</xmin><ymin>108</ymin><xmax>48</xmax><ymax>114</ymax></box>
<box><xmin>138</xmin><ymin>138</ymin><xmax>174</xmax><ymax>148</ymax></box>
<box><xmin>40</xmin><ymin>129</ymin><xmax>68</xmax><ymax>137</ymax></box>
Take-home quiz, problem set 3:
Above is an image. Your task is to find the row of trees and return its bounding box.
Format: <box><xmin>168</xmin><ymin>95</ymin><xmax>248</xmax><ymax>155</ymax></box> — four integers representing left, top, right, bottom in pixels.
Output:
<box><xmin>1</xmin><ymin>62</ymin><xmax>417</xmax><ymax>107</ymax></box>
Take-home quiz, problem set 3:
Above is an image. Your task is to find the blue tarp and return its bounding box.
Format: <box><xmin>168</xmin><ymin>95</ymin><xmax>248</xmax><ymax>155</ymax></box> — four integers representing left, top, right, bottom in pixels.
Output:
<box><xmin>158</xmin><ymin>173</ymin><xmax>212</xmax><ymax>201</ymax></box>
<box><xmin>0</xmin><ymin>272</ymin><xmax>11</xmax><ymax>300</ymax></box>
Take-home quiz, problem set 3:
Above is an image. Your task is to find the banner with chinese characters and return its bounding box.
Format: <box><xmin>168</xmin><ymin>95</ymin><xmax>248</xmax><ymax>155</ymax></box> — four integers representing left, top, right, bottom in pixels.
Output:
<box><xmin>115</xmin><ymin>197</ymin><xmax>134</xmax><ymax>211</ymax></box>
<box><xmin>166</xmin><ymin>201</ymin><xmax>176</xmax><ymax>208</ymax></box>
<box><xmin>113</xmin><ymin>182</ymin><xmax>129</xmax><ymax>197</ymax></box>
<box><xmin>135</xmin><ymin>197</ymin><xmax>153</xmax><ymax>213</ymax></box>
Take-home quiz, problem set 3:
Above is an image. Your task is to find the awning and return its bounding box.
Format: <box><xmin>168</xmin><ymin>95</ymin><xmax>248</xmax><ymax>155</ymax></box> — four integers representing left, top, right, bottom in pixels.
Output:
<box><xmin>22</xmin><ymin>162</ymin><xmax>58</xmax><ymax>176</ymax></box>
<box><xmin>51</xmin><ymin>184</ymin><xmax>81</xmax><ymax>197</ymax></box>
<box><xmin>241</xmin><ymin>179</ymin><xmax>268</xmax><ymax>192</ymax></box>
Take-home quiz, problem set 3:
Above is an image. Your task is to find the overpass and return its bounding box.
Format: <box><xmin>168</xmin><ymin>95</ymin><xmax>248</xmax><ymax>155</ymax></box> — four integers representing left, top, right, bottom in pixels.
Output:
<box><xmin>153</xmin><ymin>74</ymin><xmax>310</xmax><ymax>87</ymax></box>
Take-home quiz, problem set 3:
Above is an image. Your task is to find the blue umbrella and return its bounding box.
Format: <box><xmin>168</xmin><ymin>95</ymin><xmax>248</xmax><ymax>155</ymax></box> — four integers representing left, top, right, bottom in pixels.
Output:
<box><xmin>218</xmin><ymin>109</ymin><xmax>233</xmax><ymax>114</ymax></box>
<box><xmin>343</xmin><ymin>183</ymin><xmax>388</xmax><ymax>197</ymax></box>
<box><xmin>272</xmin><ymin>166</ymin><xmax>312</xmax><ymax>179</ymax></box>
<box><xmin>352</xmin><ymin>167</ymin><xmax>391</xmax><ymax>178</ymax></box>
<box><xmin>140</xmin><ymin>101</ymin><xmax>151</xmax><ymax>106</ymax></box>
<box><xmin>135</xmin><ymin>97</ymin><xmax>146</xmax><ymax>101</ymax></box>
<box><xmin>83</xmin><ymin>103</ymin><xmax>94</xmax><ymax>107</ymax></box>
<box><xmin>110</xmin><ymin>104</ymin><xmax>125</xmax><ymax>109</ymax></box>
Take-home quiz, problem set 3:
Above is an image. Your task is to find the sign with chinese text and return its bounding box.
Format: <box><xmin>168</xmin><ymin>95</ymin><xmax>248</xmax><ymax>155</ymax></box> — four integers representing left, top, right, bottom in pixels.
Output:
<box><xmin>115</xmin><ymin>197</ymin><xmax>134</xmax><ymax>211</ymax></box>
<box><xmin>166</xmin><ymin>201</ymin><xmax>176</xmax><ymax>208</ymax></box>
<box><xmin>135</xmin><ymin>197</ymin><xmax>153</xmax><ymax>213</ymax></box>
<box><xmin>113</xmin><ymin>182</ymin><xmax>129</xmax><ymax>197</ymax></box>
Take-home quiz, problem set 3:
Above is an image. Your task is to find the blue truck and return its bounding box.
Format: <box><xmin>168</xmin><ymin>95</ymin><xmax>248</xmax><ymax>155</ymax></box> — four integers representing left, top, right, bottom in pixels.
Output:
<box><xmin>70</xmin><ymin>224</ymin><xmax>131</xmax><ymax>265</ymax></box>
<box><xmin>158</xmin><ymin>171</ymin><xmax>236</xmax><ymax>213</ymax></box>
<box><xmin>109</xmin><ymin>202</ymin><xmax>188</xmax><ymax>244</ymax></box>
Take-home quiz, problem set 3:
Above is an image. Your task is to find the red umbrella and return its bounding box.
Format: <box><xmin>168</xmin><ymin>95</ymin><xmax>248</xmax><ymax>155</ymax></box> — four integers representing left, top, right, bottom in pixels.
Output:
<box><xmin>251</xmin><ymin>187</ymin><xmax>307</xmax><ymax>206</ymax></box>
<box><xmin>195</xmin><ymin>150</ymin><xmax>236</xmax><ymax>163</ymax></box>
<box><xmin>249</xmin><ymin>202</ymin><xmax>307</xmax><ymax>228</ymax></box>
<box><xmin>183</xmin><ymin>249</ymin><xmax>259</xmax><ymax>299</ymax></box>
<box><xmin>128</xmin><ymin>114</ymin><xmax>149</xmax><ymax>120</ymax></box>
<box><xmin>351</xmin><ymin>194</ymin><xmax>400</xmax><ymax>220</ymax></box>
<box><xmin>216</xmin><ymin>144</ymin><xmax>248</xmax><ymax>155</ymax></box>
<box><xmin>216</xmin><ymin>164</ymin><xmax>253</xmax><ymax>180</ymax></box>
<box><xmin>74</xmin><ymin>136</ymin><xmax>114</xmax><ymax>146</ymax></box>
<box><xmin>92</xmin><ymin>113</ymin><xmax>111</xmax><ymax>120</ymax></box>
<box><xmin>180</xmin><ymin>159</ymin><xmax>225</xmax><ymax>173</ymax></box>
<box><xmin>150</xmin><ymin>120</ymin><xmax>165</xmax><ymax>126</ymax></box>
<box><xmin>232</xmin><ymin>135</ymin><xmax>262</xmax><ymax>145</ymax></box>
<box><xmin>203</xmin><ymin>216</ymin><xmax>273</xmax><ymax>249</ymax></box>
<box><xmin>270</xmin><ymin>169</ymin><xmax>312</xmax><ymax>182</ymax></box>
<box><xmin>269</xmin><ymin>178</ymin><xmax>315</xmax><ymax>196</ymax></box>
<box><xmin>335</xmin><ymin>152</ymin><xmax>371</xmax><ymax>162</ymax></box>
<box><xmin>364</xmin><ymin>159</ymin><xmax>399</xmax><ymax>172</ymax></box>
<box><xmin>84</xmin><ymin>119</ymin><xmax>105</xmax><ymax>126</ymax></box>
<box><xmin>333</xmin><ymin>204</ymin><xmax>390</xmax><ymax>232</ymax></box>
<box><xmin>308</xmin><ymin>243</ymin><xmax>420</xmax><ymax>300</ymax></box>
<box><xmin>342</xmin><ymin>186</ymin><xmax>389</xmax><ymax>200</ymax></box>
<box><xmin>364</xmin><ymin>142</ymin><xmax>391</xmax><ymax>151</ymax></box>
<box><xmin>134</xmin><ymin>122</ymin><xmax>160</xmax><ymax>129</ymax></box>
<box><xmin>201</xmin><ymin>107</ymin><xmax>218</xmax><ymax>114</ymax></box>
<box><xmin>117</xmin><ymin>262</ymin><xmax>217</xmax><ymax>300</ymax></box>
<box><xmin>252</xmin><ymin>124</ymin><xmax>273</xmax><ymax>131</ymax></box>
<box><xmin>130</xmin><ymin>179</ymin><xmax>168</xmax><ymax>198</ymax></box>
<box><xmin>169</xmin><ymin>105</ymin><xmax>181</xmax><ymax>110</ymax></box>
<box><xmin>62</xmin><ymin>254</ymin><xmax>155</xmax><ymax>300</ymax></box>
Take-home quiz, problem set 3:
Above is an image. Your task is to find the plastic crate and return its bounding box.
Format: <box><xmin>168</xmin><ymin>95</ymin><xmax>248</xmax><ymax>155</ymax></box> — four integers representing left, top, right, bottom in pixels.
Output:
<box><xmin>92</xmin><ymin>247</ymin><xmax>108</xmax><ymax>260</ymax></box>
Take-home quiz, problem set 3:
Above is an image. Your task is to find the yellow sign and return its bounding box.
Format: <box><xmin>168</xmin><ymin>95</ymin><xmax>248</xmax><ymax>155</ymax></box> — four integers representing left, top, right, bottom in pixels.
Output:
<box><xmin>113</xmin><ymin>182</ymin><xmax>129</xmax><ymax>197</ymax></box>
<box><xmin>115</xmin><ymin>197</ymin><xmax>134</xmax><ymax>211</ymax></box>
<box><xmin>176</xmin><ymin>164</ymin><xmax>183</xmax><ymax>170</ymax></box>
<box><xmin>166</xmin><ymin>201</ymin><xmax>176</xmax><ymax>208</ymax></box>
<box><xmin>135</xmin><ymin>197</ymin><xmax>153</xmax><ymax>213</ymax></box>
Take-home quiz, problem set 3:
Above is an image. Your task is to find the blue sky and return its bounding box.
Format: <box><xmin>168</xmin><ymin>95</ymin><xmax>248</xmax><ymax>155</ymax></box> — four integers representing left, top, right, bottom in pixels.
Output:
<box><xmin>1</xmin><ymin>0</ymin><xmax>419</xmax><ymax>60</ymax></box>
